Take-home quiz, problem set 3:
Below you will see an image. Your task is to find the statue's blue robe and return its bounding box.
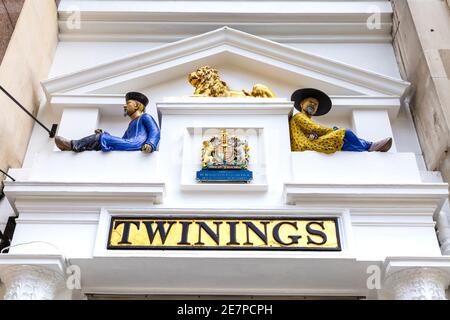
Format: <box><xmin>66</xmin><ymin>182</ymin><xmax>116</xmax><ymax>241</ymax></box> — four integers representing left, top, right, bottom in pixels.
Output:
<box><xmin>100</xmin><ymin>114</ymin><xmax>160</xmax><ymax>151</ymax></box>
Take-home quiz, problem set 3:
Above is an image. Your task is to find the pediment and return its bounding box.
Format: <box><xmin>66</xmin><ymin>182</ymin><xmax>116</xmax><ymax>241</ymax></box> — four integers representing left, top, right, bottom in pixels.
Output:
<box><xmin>42</xmin><ymin>27</ymin><xmax>409</xmax><ymax>100</ymax></box>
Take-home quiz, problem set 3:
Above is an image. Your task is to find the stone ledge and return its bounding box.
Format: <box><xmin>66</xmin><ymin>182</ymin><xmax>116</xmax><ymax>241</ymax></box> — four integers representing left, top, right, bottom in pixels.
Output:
<box><xmin>3</xmin><ymin>181</ymin><xmax>166</xmax><ymax>212</ymax></box>
<box><xmin>284</xmin><ymin>182</ymin><xmax>449</xmax><ymax>213</ymax></box>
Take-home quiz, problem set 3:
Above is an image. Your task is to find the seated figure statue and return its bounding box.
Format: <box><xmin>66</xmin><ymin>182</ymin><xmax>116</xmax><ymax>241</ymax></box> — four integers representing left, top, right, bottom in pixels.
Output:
<box><xmin>55</xmin><ymin>92</ymin><xmax>160</xmax><ymax>153</ymax></box>
<box><xmin>289</xmin><ymin>88</ymin><xmax>392</xmax><ymax>154</ymax></box>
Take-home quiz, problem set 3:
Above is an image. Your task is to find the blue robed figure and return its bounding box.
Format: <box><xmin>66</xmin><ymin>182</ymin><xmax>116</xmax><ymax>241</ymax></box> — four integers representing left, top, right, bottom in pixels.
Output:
<box><xmin>55</xmin><ymin>92</ymin><xmax>160</xmax><ymax>153</ymax></box>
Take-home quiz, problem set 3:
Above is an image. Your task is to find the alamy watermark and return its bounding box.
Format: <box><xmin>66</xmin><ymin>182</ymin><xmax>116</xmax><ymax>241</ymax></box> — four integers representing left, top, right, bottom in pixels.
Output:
<box><xmin>65</xmin><ymin>6</ymin><xmax>82</xmax><ymax>30</ymax></box>
<box><xmin>366</xmin><ymin>5</ymin><xmax>382</xmax><ymax>30</ymax></box>
<box><xmin>66</xmin><ymin>264</ymin><xmax>81</xmax><ymax>290</ymax></box>
<box><xmin>366</xmin><ymin>265</ymin><xmax>382</xmax><ymax>290</ymax></box>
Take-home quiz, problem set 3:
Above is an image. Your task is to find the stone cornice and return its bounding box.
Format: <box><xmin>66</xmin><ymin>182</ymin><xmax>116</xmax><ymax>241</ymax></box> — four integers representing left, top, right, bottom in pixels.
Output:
<box><xmin>49</xmin><ymin>94</ymin><xmax>402</xmax><ymax>118</ymax></box>
<box><xmin>284</xmin><ymin>183</ymin><xmax>449</xmax><ymax>213</ymax></box>
<box><xmin>4</xmin><ymin>181</ymin><xmax>166</xmax><ymax>212</ymax></box>
<box><xmin>58</xmin><ymin>1</ymin><xmax>393</xmax><ymax>43</ymax></box>
<box><xmin>157</xmin><ymin>98</ymin><xmax>292</xmax><ymax>115</ymax></box>
<box><xmin>383</xmin><ymin>257</ymin><xmax>450</xmax><ymax>278</ymax></box>
<box><xmin>0</xmin><ymin>254</ymin><xmax>66</xmax><ymax>274</ymax></box>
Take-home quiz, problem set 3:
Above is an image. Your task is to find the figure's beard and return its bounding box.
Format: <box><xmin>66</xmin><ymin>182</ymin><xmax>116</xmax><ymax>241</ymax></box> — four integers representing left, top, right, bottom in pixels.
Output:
<box><xmin>306</xmin><ymin>106</ymin><xmax>315</xmax><ymax>115</ymax></box>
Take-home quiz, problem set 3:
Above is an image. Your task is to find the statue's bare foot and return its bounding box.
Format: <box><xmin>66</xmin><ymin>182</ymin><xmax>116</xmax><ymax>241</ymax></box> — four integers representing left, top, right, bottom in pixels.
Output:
<box><xmin>55</xmin><ymin>136</ymin><xmax>72</xmax><ymax>151</ymax></box>
<box><xmin>369</xmin><ymin>137</ymin><xmax>392</xmax><ymax>152</ymax></box>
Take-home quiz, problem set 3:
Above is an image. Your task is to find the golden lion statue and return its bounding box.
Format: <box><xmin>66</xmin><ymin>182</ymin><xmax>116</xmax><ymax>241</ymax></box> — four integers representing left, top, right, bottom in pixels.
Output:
<box><xmin>188</xmin><ymin>66</ymin><xmax>276</xmax><ymax>98</ymax></box>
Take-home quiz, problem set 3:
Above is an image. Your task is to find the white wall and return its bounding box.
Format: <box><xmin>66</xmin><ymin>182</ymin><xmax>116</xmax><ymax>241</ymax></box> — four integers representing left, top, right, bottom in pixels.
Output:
<box><xmin>288</xmin><ymin>43</ymin><xmax>402</xmax><ymax>79</ymax></box>
<box><xmin>49</xmin><ymin>42</ymin><xmax>165</xmax><ymax>78</ymax></box>
<box><xmin>49</xmin><ymin>42</ymin><xmax>402</xmax><ymax>79</ymax></box>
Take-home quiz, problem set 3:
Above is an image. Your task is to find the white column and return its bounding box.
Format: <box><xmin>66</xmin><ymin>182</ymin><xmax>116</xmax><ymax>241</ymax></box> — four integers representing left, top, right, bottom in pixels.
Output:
<box><xmin>0</xmin><ymin>265</ymin><xmax>65</xmax><ymax>300</ymax></box>
<box><xmin>383</xmin><ymin>268</ymin><xmax>450</xmax><ymax>300</ymax></box>
<box><xmin>437</xmin><ymin>200</ymin><xmax>450</xmax><ymax>255</ymax></box>
<box><xmin>57</xmin><ymin>108</ymin><xmax>99</xmax><ymax>140</ymax></box>
<box><xmin>352</xmin><ymin>110</ymin><xmax>396</xmax><ymax>152</ymax></box>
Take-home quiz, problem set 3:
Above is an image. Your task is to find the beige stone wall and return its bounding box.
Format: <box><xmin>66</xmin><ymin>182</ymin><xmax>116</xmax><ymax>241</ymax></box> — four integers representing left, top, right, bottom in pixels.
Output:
<box><xmin>0</xmin><ymin>0</ymin><xmax>58</xmax><ymax>186</ymax></box>
<box><xmin>393</xmin><ymin>0</ymin><xmax>450</xmax><ymax>186</ymax></box>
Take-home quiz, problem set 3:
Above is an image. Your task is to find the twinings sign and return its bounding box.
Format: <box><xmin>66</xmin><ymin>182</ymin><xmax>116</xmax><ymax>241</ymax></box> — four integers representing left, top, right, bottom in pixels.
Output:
<box><xmin>108</xmin><ymin>217</ymin><xmax>341</xmax><ymax>251</ymax></box>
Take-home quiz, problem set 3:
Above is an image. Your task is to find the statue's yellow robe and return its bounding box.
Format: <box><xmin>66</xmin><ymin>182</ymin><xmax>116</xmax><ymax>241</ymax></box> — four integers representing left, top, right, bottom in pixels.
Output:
<box><xmin>289</xmin><ymin>112</ymin><xmax>346</xmax><ymax>154</ymax></box>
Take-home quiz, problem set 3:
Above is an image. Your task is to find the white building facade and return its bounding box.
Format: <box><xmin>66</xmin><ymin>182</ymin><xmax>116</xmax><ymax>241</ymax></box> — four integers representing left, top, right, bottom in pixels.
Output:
<box><xmin>0</xmin><ymin>0</ymin><xmax>450</xmax><ymax>300</ymax></box>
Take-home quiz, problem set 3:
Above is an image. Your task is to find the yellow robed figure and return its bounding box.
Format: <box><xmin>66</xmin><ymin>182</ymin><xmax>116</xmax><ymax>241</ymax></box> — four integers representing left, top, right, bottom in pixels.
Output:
<box><xmin>289</xmin><ymin>88</ymin><xmax>393</xmax><ymax>154</ymax></box>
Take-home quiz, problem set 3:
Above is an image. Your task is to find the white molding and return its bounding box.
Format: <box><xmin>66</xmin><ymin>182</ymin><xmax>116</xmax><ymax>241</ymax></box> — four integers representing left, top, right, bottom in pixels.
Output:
<box><xmin>180</xmin><ymin>183</ymin><xmax>268</xmax><ymax>192</ymax></box>
<box><xmin>15</xmin><ymin>213</ymin><xmax>100</xmax><ymax>225</ymax></box>
<box><xmin>80</xmin><ymin>286</ymin><xmax>368</xmax><ymax>298</ymax></box>
<box><xmin>59</xmin><ymin>31</ymin><xmax>392</xmax><ymax>44</ymax></box>
<box><xmin>0</xmin><ymin>254</ymin><xmax>67</xmax><ymax>274</ymax></box>
<box><xmin>334</xmin><ymin>96</ymin><xmax>401</xmax><ymax>118</ymax></box>
<box><xmin>383</xmin><ymin>257</ymin><xmax>450</xmax><ymax>279</ymax></box>
<box><xmin>284</xmin><ymin>183</ymin><xmax>449</xmax><ymax>213</ymax></box>
<box><xmin>50</xmin><ymin>94</ymin><xmax>402</xmax><ymax>118</ymax></box>
<box><xmin>50</xmin><ymin>94</ymin><xmax>125</xmax><ymax>115</ymax></box>
<box><xmin>158</xmin><ymin>98</ymin><xmax>292</xmax><ymax>116</ymax></box>
<box><xmin>3</xmin><ymin>181</ymin><xmax>166</xmax><ymax>212</ymax></box>
<box><xmin>351</xmin><ymin>221</ymin><xmax>436</xmax><ymax>227</ymax></box>
<box><xmin>42</xmin><ymin>27</ymin><xmax>409</xmax><ymax>98</ymax></box>
<box><xmin>104</xmin><ymin>207</ymin><xmax>348</xmax><ymax>216</ymax></box>
<box><xmin>350</xmin><ymin>210</ymin><xmax>438</xmax><ymax>228</ymax></box>
<box><xmin>58</xmin><ymin>1</ymin><xmax>393</xmax><ymax>43</ymax></box>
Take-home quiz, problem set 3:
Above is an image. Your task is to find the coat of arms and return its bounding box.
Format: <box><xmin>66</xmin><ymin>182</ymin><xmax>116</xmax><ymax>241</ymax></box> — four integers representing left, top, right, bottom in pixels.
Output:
<box><xmin>197</xmin><ymin>129</ymin><xmax>253</xmax><ymax>182</ymax></box>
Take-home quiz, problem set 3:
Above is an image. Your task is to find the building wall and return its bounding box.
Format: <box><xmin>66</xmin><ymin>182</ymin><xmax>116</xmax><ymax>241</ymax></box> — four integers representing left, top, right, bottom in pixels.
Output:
<box><xmin>17</xmin><ymin>2</ymin><xmax>433</xmax><ymax>258</ymax></box>
<box><xmin>0</xmin><ymin>0</ymin><xmax>58</xmax><ymax>229</ymax></box>
<box><xmin>392</xmin><ymin>0</ymin><xmax>450</xmax><ymax>187</ymax></box>
<box><xmin>0</xmin><ymin>0</ymin><xmax>25</xmax><ymax>62</ymax></box>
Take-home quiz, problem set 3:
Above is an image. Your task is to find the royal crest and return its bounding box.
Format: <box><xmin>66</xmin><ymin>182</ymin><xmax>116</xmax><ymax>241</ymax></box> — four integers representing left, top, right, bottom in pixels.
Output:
<box><xmin>201</xmin><ymin>129</ymin><xmax>250</xmax><ymax>169</ymax></box>
<box><xmin>197</xmin><ymin>129</ymin><xmax>253</xmax><ymax>182</ymax></box>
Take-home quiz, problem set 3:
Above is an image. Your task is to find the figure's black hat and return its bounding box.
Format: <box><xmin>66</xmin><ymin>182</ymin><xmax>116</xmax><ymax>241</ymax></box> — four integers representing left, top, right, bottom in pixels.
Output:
<box><xmin>291</xmin><ymin>88</ymin><xmax>332</xmax><ymax>116</ymax></box>
<box><xmin>126</xmin><ymin>92</ymin><xmax>149</xmax><ymax>107</ymax></box>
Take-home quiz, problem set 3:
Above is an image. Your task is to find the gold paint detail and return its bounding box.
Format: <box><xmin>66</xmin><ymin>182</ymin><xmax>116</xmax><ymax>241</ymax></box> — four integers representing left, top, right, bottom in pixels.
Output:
<box><xmin>108</xmin><ymin>217</ymin><xmax>340</xmax><ymax>251</ymax></box>
<box><xmin>188</xmin><ymin>66</ymin><xmax>276</xmax><ymax>98</ymax></box>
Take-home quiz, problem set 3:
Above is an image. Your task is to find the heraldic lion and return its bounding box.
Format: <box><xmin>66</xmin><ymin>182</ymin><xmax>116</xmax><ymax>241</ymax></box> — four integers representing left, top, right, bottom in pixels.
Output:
<box><xmin>188</xmin><ymin>66</ymin><xmax>276</xmax><ymax>98</ymax></box>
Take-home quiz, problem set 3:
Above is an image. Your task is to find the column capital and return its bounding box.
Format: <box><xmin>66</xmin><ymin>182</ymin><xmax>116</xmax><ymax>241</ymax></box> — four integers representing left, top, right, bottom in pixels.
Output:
<box><xmin>383</xmin><ymin>267</ymin><xmax>450</xmax><ymax>300</ymax></box>
<box><xmin>0</xmin><ymin>264</ymin><xmax>65</xmax><ymax>300</ymax></box>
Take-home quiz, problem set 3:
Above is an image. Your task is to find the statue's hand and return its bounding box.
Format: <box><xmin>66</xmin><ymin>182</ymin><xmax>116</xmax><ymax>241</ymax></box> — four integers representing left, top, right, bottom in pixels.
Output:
<box><xmin>309</xmin><ymin>133</ymin><xmax>319</xmax><ymax>140</ymax></box>
<box><xmin>142</xmin><ymin>144</ymin><xmax>153</xmax><ymax>153</ymax></box>
<box><xmin>95</xmin><ymin>129</ymin><xmax>103</xmax><ymax>134</ymax></box>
